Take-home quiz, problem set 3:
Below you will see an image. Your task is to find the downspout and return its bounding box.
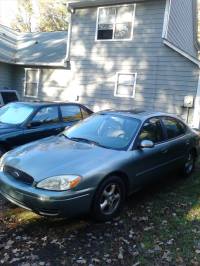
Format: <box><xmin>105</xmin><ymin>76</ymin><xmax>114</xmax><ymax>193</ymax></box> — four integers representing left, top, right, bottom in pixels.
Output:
<box><xmin>192</xmin><ymin>0</ymin><xmax>200</xmax><ymax>128</ymax></box>
<box><xmin>192</xmin><ymin>72</ymin><xmax>200</xmax><ymax>129</ymax></box>
<box><xmin>64</xmin><ymin>5</ymin><xmax>74</xmax><ymax>65</ymax></box>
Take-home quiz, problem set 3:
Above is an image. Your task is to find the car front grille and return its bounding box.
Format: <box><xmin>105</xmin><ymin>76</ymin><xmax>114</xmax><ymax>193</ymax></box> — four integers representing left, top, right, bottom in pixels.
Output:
<box><xmin>4</xmin><ymin>165</ymin><xmax>34</xmax><ymax>185</ymax></box>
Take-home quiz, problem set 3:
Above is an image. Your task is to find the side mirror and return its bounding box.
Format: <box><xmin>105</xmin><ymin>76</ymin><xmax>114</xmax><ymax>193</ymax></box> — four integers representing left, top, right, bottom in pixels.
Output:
<box><xmin>27</xmin><ymin>121</ymin><xmax>42</xmax><ymax>128</ymax></box>
<box><xmin>140</xmin><ymin>140</ymin><xmax>154</xmax><ymax>149</ymax></box>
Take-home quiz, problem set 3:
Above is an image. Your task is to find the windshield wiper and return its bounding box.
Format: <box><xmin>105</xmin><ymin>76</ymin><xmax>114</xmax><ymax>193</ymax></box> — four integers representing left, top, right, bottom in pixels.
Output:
<box><xmin>68</xmin><ymin>137</ymin><xmax>107</xmax><ymax>148</ymax></box>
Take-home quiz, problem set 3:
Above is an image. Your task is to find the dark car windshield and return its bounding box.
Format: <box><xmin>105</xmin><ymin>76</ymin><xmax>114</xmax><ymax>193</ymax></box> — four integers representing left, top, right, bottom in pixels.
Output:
<box><xmin>0</xmin><ymin>103</ymin><xmax>34</xmax><ymax>125</ymax></box>
<box><xmin>64</xmin><ymin>113</ymin><xmax>141</xmax><ymax>150</ymax></box>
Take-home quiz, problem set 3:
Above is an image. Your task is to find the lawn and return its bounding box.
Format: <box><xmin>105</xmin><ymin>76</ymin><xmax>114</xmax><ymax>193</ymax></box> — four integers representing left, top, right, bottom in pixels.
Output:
<box><xmin>0</xmin><ymin>162</ymin><xmax>200</xmax><ymax>265</ymax></box>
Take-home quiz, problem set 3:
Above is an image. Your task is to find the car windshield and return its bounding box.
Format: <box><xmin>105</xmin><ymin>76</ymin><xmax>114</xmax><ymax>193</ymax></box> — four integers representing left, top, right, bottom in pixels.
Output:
<box><xmin>0</xmin><ymin>103</ymin><xmax>34</xmax><ymax>125</ymax></box>
<box><xmin>64</xmin><ymin>113</ymin><xmax>141</xmax><ymax>150</ymax></box>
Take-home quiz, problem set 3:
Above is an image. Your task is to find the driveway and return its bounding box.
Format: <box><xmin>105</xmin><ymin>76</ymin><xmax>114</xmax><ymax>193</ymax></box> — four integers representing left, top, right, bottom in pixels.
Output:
<box><xmin>1</xmin><ymin>165</ymin><xmax>200</xmax><ymax>266</ymax></box>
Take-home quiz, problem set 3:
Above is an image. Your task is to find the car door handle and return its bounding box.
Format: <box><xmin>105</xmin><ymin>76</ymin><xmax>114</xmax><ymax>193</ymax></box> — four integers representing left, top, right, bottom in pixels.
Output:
<box><xmin>160</xmin><ymin>148</ymin><xmax>168</xmax><ymax>154</ymax></box>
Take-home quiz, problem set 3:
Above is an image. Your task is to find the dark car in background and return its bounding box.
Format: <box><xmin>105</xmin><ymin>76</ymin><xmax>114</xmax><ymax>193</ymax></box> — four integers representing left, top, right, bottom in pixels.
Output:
<box><xmin>0</xmin><ymin>110</ymin><xmax>199</xmax><ymax>221</ymax></box>
<box><xmin>0</xmin><ymin>101</ymin><xmax>92</xmax><ymax>155</ymax></box>
<box><xmin>0</xmin><ymin>90</ymin><xmax>20</xmax><ymax>107</ymax></box>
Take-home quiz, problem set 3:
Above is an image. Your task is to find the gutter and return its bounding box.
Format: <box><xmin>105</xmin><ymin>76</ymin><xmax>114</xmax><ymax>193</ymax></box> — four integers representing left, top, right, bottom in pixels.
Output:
<box><xmin>68</xmin><ymin>0</ymin><xmax>153</xmax><ymax>9</ymax></box>
<box><xmin>15</xmin><ymin>61</ymin><xmax>66</xmax><ymax>67</ymax></box>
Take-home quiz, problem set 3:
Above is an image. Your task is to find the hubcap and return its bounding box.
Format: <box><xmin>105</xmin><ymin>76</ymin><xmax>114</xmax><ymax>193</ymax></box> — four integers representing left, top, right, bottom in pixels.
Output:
<box><xmin>100</xmin><ymin>183</ymin><xmax>121</xmax><ymax>215</ymax></box>
<box><xmin>185</xmin><ymin>153</ymin><xmax>194</xmax><ymax>174</ymax></box>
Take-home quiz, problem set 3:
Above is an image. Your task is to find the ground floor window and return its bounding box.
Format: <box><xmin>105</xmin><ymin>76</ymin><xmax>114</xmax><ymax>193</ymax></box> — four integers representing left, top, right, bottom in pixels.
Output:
<box><xmin>114</xmin><ymin>72</ymin><xmax>137</xmax><ymax>98</ymax></box>
<box><xmin>24</xmin><ymin>69</ymin><xmax>40</xmax><ymax>98</ymax></box>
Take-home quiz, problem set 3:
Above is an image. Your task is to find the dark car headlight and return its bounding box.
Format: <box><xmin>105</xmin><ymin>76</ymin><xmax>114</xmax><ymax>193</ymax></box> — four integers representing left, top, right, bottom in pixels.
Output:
<box><xmin>36</xmin><ymin>175</ymin><xmax>82</xmax><ymax>191</ymax></box>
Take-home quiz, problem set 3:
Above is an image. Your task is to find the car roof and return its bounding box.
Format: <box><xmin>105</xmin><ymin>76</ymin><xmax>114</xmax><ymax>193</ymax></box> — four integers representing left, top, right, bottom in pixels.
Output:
<box><xmin>12</xmin><ymin>101</ymin><xmax>87</xmax><ymax>108</ymax></box>
<box><xmin>99</xmin><ymin>109</ymin><xmax>182</xmax><ymax>122</ymax></box>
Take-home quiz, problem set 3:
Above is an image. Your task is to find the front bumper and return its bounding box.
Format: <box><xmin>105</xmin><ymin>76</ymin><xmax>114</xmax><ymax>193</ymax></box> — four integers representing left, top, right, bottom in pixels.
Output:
<box><xmin>0</xmin><ymin>171</ymin><xmax>94</xmax><ymax>218</ymax></box>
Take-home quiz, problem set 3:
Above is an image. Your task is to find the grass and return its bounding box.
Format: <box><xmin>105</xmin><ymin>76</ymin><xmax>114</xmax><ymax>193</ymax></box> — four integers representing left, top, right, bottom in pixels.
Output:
<box><xmin>127</xmin><ymin>163</ymin><xmax>200</xmax><ymax>265</ymax></box>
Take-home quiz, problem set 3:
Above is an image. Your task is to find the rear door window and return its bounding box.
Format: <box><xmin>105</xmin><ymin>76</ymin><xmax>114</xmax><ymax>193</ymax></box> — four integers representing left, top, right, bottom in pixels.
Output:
<box><xmin>60</xmin><ymin>105</ymin><xmax>82</xmax><ymax>122</ymax></box>
<box><xmin>139</xmin><ymin>117</ymin><xmax>164</xmax><ymax>144</ymax></box>
<box><xmin>162</xmin><ymin>117</ymin><xmax>187</xmax><ymax>139</ymax></box>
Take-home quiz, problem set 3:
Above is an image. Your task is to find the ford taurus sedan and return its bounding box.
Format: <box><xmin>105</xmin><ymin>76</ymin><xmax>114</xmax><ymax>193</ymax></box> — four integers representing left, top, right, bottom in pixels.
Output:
<box><xmin>0</xmin><ymin>101</ymin><xmax>92</xmax><ymax>155</ymax></box>
<box><xmin>0</xmin><ymin>110</ymin><xmax>199</xmax><ymax>221</ymax></box>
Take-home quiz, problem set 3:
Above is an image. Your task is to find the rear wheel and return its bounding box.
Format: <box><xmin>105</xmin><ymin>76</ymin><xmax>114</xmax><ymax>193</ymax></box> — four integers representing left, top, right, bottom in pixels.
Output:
<box><xmin>91</xmin><ymin>176</ymin><xmax>125</xmax><ymax>222</ymax></box>
<box><xmin>182</xmin><ymin>150</ymin><xmax>196</xmax><ymax>177</ymax></box>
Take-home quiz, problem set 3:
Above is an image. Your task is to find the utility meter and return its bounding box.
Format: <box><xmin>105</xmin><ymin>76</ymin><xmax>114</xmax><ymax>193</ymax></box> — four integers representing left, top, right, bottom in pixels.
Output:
<box><xmin>184</xmin><ymin>96</ymin><xmax>194</xmax><ymax>108</ymax></box>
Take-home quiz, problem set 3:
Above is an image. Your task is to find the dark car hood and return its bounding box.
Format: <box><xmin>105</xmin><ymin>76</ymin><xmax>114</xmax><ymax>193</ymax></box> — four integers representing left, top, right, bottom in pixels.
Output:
<box><xmin>4</xmin><ymin>135</ymin><xmax>120</xmax><ymax>182</ymax></box>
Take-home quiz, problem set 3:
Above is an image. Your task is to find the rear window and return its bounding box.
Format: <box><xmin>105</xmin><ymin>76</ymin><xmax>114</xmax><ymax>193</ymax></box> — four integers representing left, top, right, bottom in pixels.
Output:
<box><xmin>1</xmin><ymin>91</ymin><xmax>18</xmax><ymax>104</ymax></box>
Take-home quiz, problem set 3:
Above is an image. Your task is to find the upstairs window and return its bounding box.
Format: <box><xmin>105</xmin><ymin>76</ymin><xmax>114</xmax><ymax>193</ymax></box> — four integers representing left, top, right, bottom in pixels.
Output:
<box><xmin>96</xmin><ymin>5</ymin><xmax>135</xmax><ymax>41</ymax></box>
<box><xmin>24</xmin><ymin>69</ymin><xmax>40</xmax><ymax>98</ymax></box>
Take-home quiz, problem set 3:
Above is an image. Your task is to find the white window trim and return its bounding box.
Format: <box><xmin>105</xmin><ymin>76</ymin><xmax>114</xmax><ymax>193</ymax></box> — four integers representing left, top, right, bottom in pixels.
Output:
<box><xmin>114</xmin><ymin>72</ymin><xmax>137</xmax><ymax>98</ymax></box>
<box><xmin>24</xmin><ymin>68</ymin><xmax>40</xmax><ymax>98</ymax></box>
<box><xmin>95</xmin><ymin>4</ymin><xmax>136</xmax><ymax>42</ymax></box>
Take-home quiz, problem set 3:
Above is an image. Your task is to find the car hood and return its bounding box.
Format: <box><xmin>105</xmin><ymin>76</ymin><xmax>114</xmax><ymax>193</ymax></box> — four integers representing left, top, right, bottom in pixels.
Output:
<box><xmin>3</xmin><ymin>135</ymin><xmax>120</xmax><ymax>182</ymax></box>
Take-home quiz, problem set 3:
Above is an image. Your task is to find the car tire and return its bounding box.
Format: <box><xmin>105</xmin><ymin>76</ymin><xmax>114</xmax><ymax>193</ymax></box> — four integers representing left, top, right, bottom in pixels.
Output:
<box><xmin>181</xmin><ymin>150</ymin><xmax>196</xmax><ymax>178</ymax></box>
<box><xmin>91</xmin><ymin>176</ymin><xmax>126</xmax><ymax>222</ymax></box>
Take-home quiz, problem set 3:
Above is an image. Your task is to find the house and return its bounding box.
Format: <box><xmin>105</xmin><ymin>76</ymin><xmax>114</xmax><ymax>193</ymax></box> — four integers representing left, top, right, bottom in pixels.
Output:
<box><xmin>0</xmin><ymin>24</ymin><xmax>76</xmax><ymax>101</ymax></box>
<box><xmin>0</xmin><ymin>0</ymin><xmax>200</xmax><ymax>128</ymax></box>
<box><xmin>66</xmin><ymin>0</ymin><xmax>200</xmax><ymax>128</ymax></box>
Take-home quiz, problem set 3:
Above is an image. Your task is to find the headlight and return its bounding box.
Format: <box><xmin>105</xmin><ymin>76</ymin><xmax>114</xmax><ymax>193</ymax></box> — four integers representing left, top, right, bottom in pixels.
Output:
<box><xmin>0</xmin><ymin>154</ymin><xmax>6</xmax><ymax>171</ymax></box>
<box><xmin>36</xmin><ymin>175</ymin><xmax>81</xmax><ymax>191</ymax></box>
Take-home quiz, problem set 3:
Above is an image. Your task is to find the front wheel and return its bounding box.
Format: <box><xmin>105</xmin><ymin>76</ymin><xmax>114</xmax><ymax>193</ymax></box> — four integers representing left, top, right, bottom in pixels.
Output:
<box><xmin>181</xmin><ymin>151</ymin><xmax>196</xmax><ymax>177</ymax></box>
<box><xmin>91</xmin><ymin>176</ymin><xmax>125</xmax><ymax>222</ymax></box>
